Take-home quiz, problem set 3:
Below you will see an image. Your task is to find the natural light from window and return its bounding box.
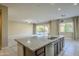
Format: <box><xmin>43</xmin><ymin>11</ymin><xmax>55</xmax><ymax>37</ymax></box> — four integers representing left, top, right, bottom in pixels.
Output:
<box><xmin>59</xmin><ymin>22</ymin><xmax>73</xmax><ymax>32</ymax></box>
<box><xmin>36</xmin><ymin>24</ymin><xmax>49</xmax><ymax>37</ymax></box>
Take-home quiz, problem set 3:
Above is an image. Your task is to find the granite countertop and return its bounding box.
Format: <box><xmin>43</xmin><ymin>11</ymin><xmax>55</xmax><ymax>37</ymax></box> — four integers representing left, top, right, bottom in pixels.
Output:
<box><xmin>15</xmin><ymin>36</ymin><xmax>64</xmax><ymax>52</ymax></box>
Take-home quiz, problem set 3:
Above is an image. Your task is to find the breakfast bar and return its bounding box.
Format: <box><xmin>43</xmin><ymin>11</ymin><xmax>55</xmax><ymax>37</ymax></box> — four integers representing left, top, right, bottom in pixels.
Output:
<box><xmin>15</xmin><ymin>36</ymin><xmax>64</xmax><ymax>56</ymax></box>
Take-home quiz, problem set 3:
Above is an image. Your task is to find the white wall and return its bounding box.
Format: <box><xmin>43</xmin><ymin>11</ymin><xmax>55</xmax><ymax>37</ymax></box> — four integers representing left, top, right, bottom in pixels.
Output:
<box><xmin>8</xmin><ymin>21</ymin><xmax>33</xmax><ymax>40</ymax></box>
<box><xmin>8</xmin><ymin>21</ymin><xmax>33</xmax><ymax>47</ymax></box>
<box><xmin>49</xmin><ymin>20</ymin><xmax>59</xmax><ymax>37</ymax></box>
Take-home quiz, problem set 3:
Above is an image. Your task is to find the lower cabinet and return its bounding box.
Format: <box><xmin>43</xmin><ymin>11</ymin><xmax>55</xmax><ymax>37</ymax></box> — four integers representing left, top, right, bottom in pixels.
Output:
<box><xmin>17</xmin><ymin>37</ymin><xmax>64</xmax><ymax>56</ymax></box>
<box><xmin>17</xmin><ymin>42</ymin><xmax>46</xmax><ymax>56</ymax></box>
<box><xmin>46</xmin><ymin>43</ymin><xmax>54</xmax><ymax>56</ymax></box>
<box><xmin>58</xmin><ymin>39</ymin><xmax>62</xmax><ymax>54</ymax></box>
<box><xmin>60</xmin><ymin>37</ymin><xmax>64</xmax><ymax>50</ymax></box>
<box><xmin>54</xmin><ymin>42</ymin><xmax>58</xmax><ymax>56</ymax></box>
<box><xmin>35</xmin><ymin>47</ymin><xmax>45</xmax><ymax>56</ymax></box>
<box><xmin>62</xmin><ymin>37</ymin><xmax>64</xmax><ymax>48</ymax></box>
<box><xmin>46</xmin><ymin>37</ymin><xmax>64</xmax><ymax>56</ymax></box>
<box><xmin>54</xmin><ymin>37</ymin><xmax>64</xmax><ymax>56</ymax></box>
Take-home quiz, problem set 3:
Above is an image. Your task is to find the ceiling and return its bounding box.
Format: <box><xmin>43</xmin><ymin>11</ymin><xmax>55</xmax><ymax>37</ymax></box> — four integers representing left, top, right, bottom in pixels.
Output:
<box><xmin>1</xmin><ymin>3</ymin><xmax>79</xmax><ymax>23</ymax></box>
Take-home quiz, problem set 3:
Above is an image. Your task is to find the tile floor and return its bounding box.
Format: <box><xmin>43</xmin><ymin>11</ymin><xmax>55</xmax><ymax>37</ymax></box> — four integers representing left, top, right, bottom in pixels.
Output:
<box><xmin>0</xmin><ymin>47</ymin><xmax>17</xmax><ymax>56</ymax></box>
<box><xmin>59</xmin><ymin>39</ymin><xmax>79</xmax><ymax>56</ymax></box>
<box><xmin>0</xmin><ymin>39</ymin><xmax>79</xmax><ymax>56</ymax></box>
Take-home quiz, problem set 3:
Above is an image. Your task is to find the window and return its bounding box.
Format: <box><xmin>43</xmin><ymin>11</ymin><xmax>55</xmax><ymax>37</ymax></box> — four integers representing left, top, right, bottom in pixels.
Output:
<box><xmin>59</xmin><ymin>22</ymin><xmax>73</xmax><ymax>32</ymax></box>
<box><xmin>36</xmin><ymin>24</ymin><xmax>49</xmax><ymax>37</ymax></box>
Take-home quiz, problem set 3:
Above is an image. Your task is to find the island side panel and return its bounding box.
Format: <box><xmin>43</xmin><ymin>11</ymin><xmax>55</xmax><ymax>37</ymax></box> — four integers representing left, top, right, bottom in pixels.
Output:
<box><xmin>24</xmin><ymin>47</ymin><xmax>35</xmax><ymax>56</ymax></box>
<box><xmin>17</xmin><ymin>42</ymin><xmax>35</xmax><ymax>56</ymax></box>
<box><xmin>17</xmin><ymin>42</ymin><xmax>24</xmax><ymax>56</ymax></box>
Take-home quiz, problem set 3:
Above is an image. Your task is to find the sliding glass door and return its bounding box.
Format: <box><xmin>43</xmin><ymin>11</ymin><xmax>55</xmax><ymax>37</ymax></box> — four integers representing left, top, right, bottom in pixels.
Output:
<box><xmin>59</xmin><ymin>22</ymin><xmax>73</xmax><ymax>39</ymax></box>
<box><xmin>36</xmin><ymin>24</ymin><xmax>49</xmax><ymax>37</ymax></box>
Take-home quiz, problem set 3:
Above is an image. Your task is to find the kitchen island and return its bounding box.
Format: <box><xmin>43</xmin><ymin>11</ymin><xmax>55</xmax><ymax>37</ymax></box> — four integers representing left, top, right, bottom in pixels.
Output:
<box><xmin>15</xmin><ymin>36</ymin><xmax>64</xmax><ymax>56</ymax></box>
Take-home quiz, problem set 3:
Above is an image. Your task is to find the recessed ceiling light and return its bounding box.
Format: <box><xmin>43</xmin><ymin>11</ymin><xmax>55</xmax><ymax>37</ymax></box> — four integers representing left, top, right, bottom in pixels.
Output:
<box><xmin>58</xmin><ymin>8</ymin><xmax>61</xmax><ymax>11</ymax></box>
<box><xmin>73</xmin><ymin>3</ymin><xmax>78</xmax><ymax>5</ymax></box>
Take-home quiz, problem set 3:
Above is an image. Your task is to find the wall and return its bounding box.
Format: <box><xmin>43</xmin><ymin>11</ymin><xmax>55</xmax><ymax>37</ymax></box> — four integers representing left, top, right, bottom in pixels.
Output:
<box><xmin>0</xmin><ymin>5</ymin><xmax>8</xmax><ymax>48</ymax></box>
<box><xmin>8</xmin><ymin>21</ymin><xmax>33</xmax><ymax>47</ymax></box>
<box><xmin>33</xmin><ymin>24</ymin><xmax>36</xmax><ymax>34</ymax></box>
<box><xmin>73</xmin><ymin>16</ymin><xmax>79</xmax><ymax>40</ymax></box>
<box><xmin>48</xmin><ymin>18</ymin><xmax>73</xmax><ymax>39</ymax></box>
<box><xmin>8</xmin><ymin>21</ymin><xmax>33</xmax><ymax>39</ymax></box>
<box><xmin>49</xmin><ymin>20</ymin><xmax>59</xmax><ymax>37</ymax></box>
<box><xmin>34</xmin><ymin>20</ymin><xmax>59</xmax><ymax>37</ymax></box>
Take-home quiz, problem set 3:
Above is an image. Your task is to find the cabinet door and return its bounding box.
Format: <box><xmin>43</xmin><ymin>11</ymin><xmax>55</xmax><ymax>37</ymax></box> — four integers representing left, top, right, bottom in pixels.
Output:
<box><xmin>17</xmin><ymin>43</ymin><xmax>24</xmax><ymax>56</ymax></box>
<box><xmin>61</xmin><ymin>38</ymin><xmax>64</xmax><ymax>50</ymax></box>
<box><xmin>58</xmin><ymin>39</ymin><xmax>61</xmax><ymax>54</ymax></box>
<box><xmin>54</xmin><ymin>42</ymin><xmax>58</xmax><ymax>56</ymax></box>
<box><xmin>62</xmin><ymin>37</ymin><xmax>64</xmax><ymax>48</ymax></box>
<box><xmin>46</xmin><ymin>43</ymin><xmax>54</xmax><ymax>56</ymax></box>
